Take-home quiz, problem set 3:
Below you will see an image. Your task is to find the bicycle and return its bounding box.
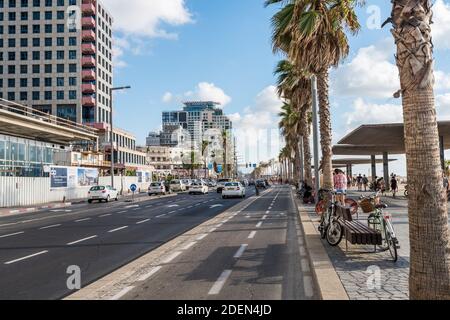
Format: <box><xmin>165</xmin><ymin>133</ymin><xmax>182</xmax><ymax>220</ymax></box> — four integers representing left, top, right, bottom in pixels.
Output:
<box><xmin>360</xmin><ymin>192</ymin><xmax>400</xmax><ymax>262</ymax></box>
<box><xmin>317</xmin><ymin>189</ymin><xmax>344</xmax><ymax>246</ymax></box>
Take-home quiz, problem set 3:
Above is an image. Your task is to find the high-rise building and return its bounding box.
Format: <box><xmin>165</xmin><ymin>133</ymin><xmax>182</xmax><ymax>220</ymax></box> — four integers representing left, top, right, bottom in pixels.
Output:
<box><xmin>0</xmin><ymin>0</ymin><xmax>113</xmax><ymax>126</ymax></box>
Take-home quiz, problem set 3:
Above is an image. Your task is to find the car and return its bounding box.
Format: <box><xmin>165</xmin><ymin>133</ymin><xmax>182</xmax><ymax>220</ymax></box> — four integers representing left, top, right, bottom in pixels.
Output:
<box><xmin>182</xmin><ymin>179</ymin><xmax>192</xmax><ymax>190</ymax></box>
<box><xmin>189</xmin><ymin>182</ymin><xmax>209</xmax><ymax>195</ymax></box>
<box><xmin>170</xmin><ymin>179</ymin><xmax>186</xmax><ymax>192</ymax></box>
<box><xmin>222</xmin><ymin>182</ymin><xmax>246</xmax><ymax>199</ymax></box>
<box><xmin>88</xmin><ymin>185</ymin><xmax>119</xmax><ymax>203</ymax></box>
<box><xmin>207</xmin><ymin>180</ymin><xmax>217</xmax><ymax>187</ymax></box>
<box><xmin>256</xmin><ymin>180</ymin><xmax>267</xmax><ymax>189</ymax></box>
<box><xmin>249</xmin><ymin>180</ymin><xmax>256</xmax><ymax>186</ymax></box>
<box><xmin>217</xmin><ymin>178</ymin><xmax>232</xmax><ymax>193</ymax></box>
<box><xmin>148</xmin><ymin>181</ymin><xmax>169</xmax><ymax>196</ymax></box>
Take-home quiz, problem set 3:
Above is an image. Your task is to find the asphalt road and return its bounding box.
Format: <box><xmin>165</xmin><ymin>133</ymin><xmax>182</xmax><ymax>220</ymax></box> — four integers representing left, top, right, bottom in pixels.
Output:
<box><xmin>121</xmin><ymin>185</ymin><xmax>317</xmax><ymax>300</ymax></box>
<box><xmin>0</xmin><ymin>188</ymin><xmax>257</xmax><ymax>300</ymax></box>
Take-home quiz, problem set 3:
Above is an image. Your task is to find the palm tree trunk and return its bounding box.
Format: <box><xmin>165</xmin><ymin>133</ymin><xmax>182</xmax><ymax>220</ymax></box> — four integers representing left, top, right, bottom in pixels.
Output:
<box><xmin>303</xmin><ymin>134</ymin><xmax>312</xmax><ymax>185</ymax></box>
<box><xmin>294</xmin><ymin>144</ymin><xmax>301</xmax><ymax>184</ymax></box>
<box><xmin>391</xmin><ymin>0</ymin><xmax>450</xmax><ymax>299</ymax></box>
<box><xmin>317</xmin><ymin>69</ymin><xmax>333</xmax><ymax>189</ymax></box>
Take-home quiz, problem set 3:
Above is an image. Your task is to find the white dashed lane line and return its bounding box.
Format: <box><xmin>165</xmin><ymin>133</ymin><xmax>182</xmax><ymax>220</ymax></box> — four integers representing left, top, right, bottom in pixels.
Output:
<box><xmin>138</xmin><ymin>266</ymin><xmax>162</xmax><ymax>282</ymax></box>
<box><xmin>162</xmin><ymin>251</ymin><xmax>182</xmax><ymax>264</ymax></box>
<box><xmin>118</xmin><ymin>211</ymin><xmax>127</xmax><ymax>214</ymax></box>
<box><xmin>75</xmin><ymin>218</ymin><xmax>91</xmax><ymax>223</ymax></box>
<box><xmin>248</xmin><ymin>231</ymin><xmax>257</xmax><ymax>239</ymax></box>
<box><xmin>233</xmin><ymin>244</ymin><xmax>248</xmax><ymax>258</ymax></box>
<box><xmin>67</xmin><ymin>235</ymin><xmax>98</xmax><ymax>246</ymax></box>
<box><xmin>39</xmin><ymin>224</ymin><xmax>61</xmax><ymax>230</ymax></box>
<box><xmin>208</xmin><ymin>270</ymin><xmax>232</xmax><ymax>295</ymax></box>
<box><xmin>256</xmin><ymin>221</ymin><xmax>263</xmax><ymax>228</ymax></box>
<box><xmin>181</xmin><ymin>241</ymin><xmax>196</xmax><ymax>250</ymax></box>
<box><xmin>156</xmin><ymin>214</ymin><xmax>166</xmax><ymax>218</ymax></box>
<box><xmin>108</xmin><ymin>226</ymin><xmax>128</xmax><ymax>233</ymax></box>
<box><xmin>136</xmin><ymin>219</ymin><xmax>150</xmax><ymax>224</ymax></box>
<box><xmin>4</xmin><ymin>250</ymin><xmax>49</xmax><ymax>265</ymax></box>
<box><xmin>99</xmin><ymin>214</ymin><xmax>112</xmax><ymax>218</ymax></box>
<box><xmin>196</xmin><ymin>234</ymin><xmax>208</xmax><ymax>241</ymax></box>
<box><xmin>0</xmin><ymin>231</ymin><xmax>25</xmax><ymax>239</ymax></box>
<box><xmin>110</xmin><ymin>286</ymin><xmax>135</xmax><ymax>300</ymax></box>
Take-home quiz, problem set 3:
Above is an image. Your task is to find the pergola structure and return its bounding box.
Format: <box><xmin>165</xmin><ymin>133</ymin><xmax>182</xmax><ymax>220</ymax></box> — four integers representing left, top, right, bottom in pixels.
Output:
<box><xmin>333</xmin><ymin>122</ymin><xmax>450</xmax><ymax>190</ymax></box>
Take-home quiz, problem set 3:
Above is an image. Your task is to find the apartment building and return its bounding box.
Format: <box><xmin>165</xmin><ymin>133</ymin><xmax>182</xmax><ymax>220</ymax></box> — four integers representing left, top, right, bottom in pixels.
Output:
<box><xmin>0</xmin><ymin>0</ymin><xmax>113</xmax><ymax>126</ymax></box>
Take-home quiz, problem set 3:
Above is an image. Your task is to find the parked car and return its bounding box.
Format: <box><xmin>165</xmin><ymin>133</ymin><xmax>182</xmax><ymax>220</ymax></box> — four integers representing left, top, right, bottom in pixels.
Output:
<box><xmin>207</xmin><ymin>180</ymin><xmax>217</xmax><ymax>187</ymax></box>
<box><xmin>217</xmin><ymin>178</ymin><xmax>232</xmax><ymax>193</ymax></box>
<box><xmin>222</xmin><ymin>182</ymin><xmax>246</xmax><ymax>199</ymax></box>
<box><xmin>88</xmin><ymin>185</ymin><xmax>119</xmax><ymax>203</ymax></box>
<box><xmin>170</xmin><ymin>179</ymin><xmax>186</xmax><ymax>192</ymax></box>
<box><xmin>256</xmin><ymin>180</ymin><xmax>267</xmax><ymax>189</ymax></box>
<box><xmin>148</xmin><ymin>181</ymin><xmax>169</xmax><ymax>196</ymax></box>
<box><xmin>189</xmin><ymin>182</ymin><xmax>209</xmax><ymax>195</ymax></box>
<box><xmin>182</xmin><ymin>179</ymin><xmax>192</xmax><ymax>190</ymax></box>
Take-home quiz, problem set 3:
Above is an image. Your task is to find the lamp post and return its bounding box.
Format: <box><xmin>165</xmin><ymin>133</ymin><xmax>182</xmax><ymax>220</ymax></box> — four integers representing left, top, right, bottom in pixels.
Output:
<box><xmin>110</xmin><ymin>86</ymin><xmax>131</xmax><ymax>188</ymax></box>
<box><xmin>310</xmin><ymin>75</ymin><xmax>320</xmax><ymax>204</ymax></box>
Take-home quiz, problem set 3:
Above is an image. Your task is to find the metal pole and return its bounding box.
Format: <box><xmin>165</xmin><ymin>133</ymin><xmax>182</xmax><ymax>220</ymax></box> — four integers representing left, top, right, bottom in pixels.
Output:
<box><xmin>110</xmin><ymin>94</ymin><xmax>114</xmax><ymax>188</ymax></box>
<box><xmin>311</xmin><ymin>75</ymin><xmax>320</xmax><ymax>203</ymax></box>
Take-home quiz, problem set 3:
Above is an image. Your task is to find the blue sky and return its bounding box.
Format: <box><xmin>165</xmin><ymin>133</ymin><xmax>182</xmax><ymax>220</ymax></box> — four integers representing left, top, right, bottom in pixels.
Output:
<box><xmin>106</xmin><ymin>0</ymin><xmax>450</xmax><ymax>176</ymax></box>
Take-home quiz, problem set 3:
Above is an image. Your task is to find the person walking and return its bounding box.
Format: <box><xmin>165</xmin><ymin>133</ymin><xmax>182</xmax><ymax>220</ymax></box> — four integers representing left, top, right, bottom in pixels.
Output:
<box><xmin>362</xmin><ymin>175</ymin><xmax>369</xmax><ymax>192</ymax></box>
<box><xmin>333</xmin><ymin>169</ymin><xmax>347</xmax><ymax>205</ymax></box>
<box><xmin>356</xmin><ymin>174</ymin><xmax>363</xmax><ymax>191</ymax></box>
<box><xmin>391</xmin><ymin>174</ymin><xmax>398</xmax><ymax>198</ymax></box>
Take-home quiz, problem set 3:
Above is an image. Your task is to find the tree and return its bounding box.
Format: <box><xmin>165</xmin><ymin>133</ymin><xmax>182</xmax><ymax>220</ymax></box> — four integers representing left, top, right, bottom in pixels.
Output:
<box><xmin>201</xmin><ymin>140</ymin><xmax>211</xmax><ymax>179</ymax></box>
<box><xmin>387</xmin><ymin>0</ymin><xmax>450</xmax><ymax>299</ymax></box>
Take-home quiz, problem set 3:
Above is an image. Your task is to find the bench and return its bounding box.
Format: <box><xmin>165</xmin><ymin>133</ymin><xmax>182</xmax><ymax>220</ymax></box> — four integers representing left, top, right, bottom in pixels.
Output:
<box><xmin>335</xmin><ymin>205</ymin><xmax>382</xmax><ymax>252</ymax></box>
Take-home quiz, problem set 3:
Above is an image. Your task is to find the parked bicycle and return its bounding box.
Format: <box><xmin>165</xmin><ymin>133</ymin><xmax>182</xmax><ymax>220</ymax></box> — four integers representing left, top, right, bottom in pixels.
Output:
<box><xmin>317</xmin><ymin>189</ymin><xmax>344</xmax><ymax>246</ymax></box>
<box><xmin>359</xmin><ymin>192</ymin><xmax>400</xmax><ymax>262</ymax></box>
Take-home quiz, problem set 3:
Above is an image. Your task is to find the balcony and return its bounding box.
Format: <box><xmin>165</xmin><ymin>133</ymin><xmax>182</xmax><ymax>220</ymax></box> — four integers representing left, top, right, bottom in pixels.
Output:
<box><xmin>82</xmin><ymin>56</ymin><xmax>96</xmax><ymax>68</ymax></box>
<box><xmin>82</xmin><ymin>69</ymin><xmax>96</xmax><ymax>81</ymax></box>
<box><xmin>82</xmin><ymin>84</ymin><xmax>95</xmax><ymax>94</ymax></box>
<box><xmin>82</xmin><ymin>17</ymin><xmax>96</xmax><ymax>29</ymax></box>
<box><xmin>82</xmin><ymin>30</ymin><xmax>96</xmax><ymax>42</ymax></box>
<box><xmin>81</xmin><ymin>43</ymin><xmax>96</xmax><ymax>55</ymax></box>
<box><xmin>82</xmin><ymin>3</ymin><xmax>96</xmax><ymax>16</ymax></box>
<box><xmin>82</xmin><ymin>96</ymin><xmax>96</xmax><ymax>107</ymax></box>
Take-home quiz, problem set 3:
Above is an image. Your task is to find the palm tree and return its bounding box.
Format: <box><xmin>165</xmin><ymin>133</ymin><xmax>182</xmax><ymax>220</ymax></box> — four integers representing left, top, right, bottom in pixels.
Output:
<box><xmin>387</xmin><ymin>0</ymin><xmax>450</xmax><ymax>299</ymax></box>
<box><xmin>266</xmin><ymin>0</ymin><xmax>360</xmax><ymax>188</ymax></box>
<box><xmin>201</xmin><ymin>140</ymin><xmax>210</xmax><ymax>179</ymax></box>
<box><xmin>221</xmin><ymin>130</ymin><xmax>229</xmax><ymax>178</ymax></box>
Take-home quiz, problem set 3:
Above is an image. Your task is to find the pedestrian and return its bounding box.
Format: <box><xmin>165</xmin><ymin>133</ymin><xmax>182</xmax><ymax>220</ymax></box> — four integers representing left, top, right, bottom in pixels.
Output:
<box><xmin>362</xmin><ymin>175</ymin><xmax>369</xmax><ymax>192</ymax></box>
<box><xmin>391</xmin><ymin>174</ymin><xmax>398</xmax><ymax>198</ymax></box>
<box><xmin>333</xmin><ymin>169</ymin><xmax>347</xmax><ymax>205</ymax></box>
<box><xmin>357</xmin><ymin>174</ymin><xmax>363</xmax><ymax>191</ymax></box>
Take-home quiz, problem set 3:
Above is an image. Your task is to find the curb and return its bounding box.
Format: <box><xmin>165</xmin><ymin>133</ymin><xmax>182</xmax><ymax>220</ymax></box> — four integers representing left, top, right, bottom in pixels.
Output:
<box><xmin>293</xmin><ymin>191</ymin><xmax>349</xmax><ymax>300</ymax></box>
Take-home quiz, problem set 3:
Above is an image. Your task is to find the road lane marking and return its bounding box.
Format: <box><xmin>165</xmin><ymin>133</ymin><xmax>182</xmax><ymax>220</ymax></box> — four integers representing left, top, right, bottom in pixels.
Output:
<box><xmin>138</xmin><ymin>266</ymin><xmax>162</xmax><ymax>282</ymax></box>
<box><xmin>265</xmin><ymin>211</ymin><xmax>270</xmax><ymax>214</ymax></box>
<box><xmin>162</xmin><ymin>251</ymin><xmax>182</xmax><ymax>264</ymax></box>
<box><xmin>108</xmin><ymin>226</ymin><xmax>128</xmax><ymax>233</ymax></box>
<box><xmin>125</xmin><ymin>205</ymin><xmax>139</xmax><ymax>209</ymax></box>
<box><xmin>39</xmin><ymin>224</ymin><xmax>61</xmax><ymax>230</ymax></box>
<box><xmin>110</xmin><ymin>286</ymin><xmax>135</xmax><ymax>300</ymax></box>
<box><xmin>132</xmin><ymin>208</ymin><xmax>140</xmax><ymax>211</ymax></box>
<box><xmin>208</xmin><ymin>270</ymin><xmax>232</xmax><ymax>295</ymax></box>
<box><xmin>301</xmin><ymin>258</ymin><xmax>311</xmax><ymax>272</ymax></box>
<box><xmin>256</xmin><ymin>222</ymin><xmax>263</xmax><ymax>228</ymax></box>
<box><xmin>268</xmin><ymin>207</ymin><xmax>272</xmax><ymax>210</ymax></box>
<box><xmin>299</xmin><ymin>246</ymin><xmax>306</xmax><ymax>256</ymax></box>
<box><xmin>0</xmin><ymin>231</ymin><xmax>25</xmax><ymax>238</ymax></box>
<box><xmin>188</xmin><ymin>206</ymin><xmax>193</xmax><ymax>209</ymax></box>
<box><xmin>136</xmin><ymin>219</ymin><xmax>150</xmax><ymax>224</ymax></box>
<box><xmin>196</xmin><ymin>234</ymin><xmax>208</xmax><ymax>241</ymax></box>
<box><xmin>181</xmin><ymin>241</ymin><xmax>196</xmax><ymax>250</ymax></box>
<box><xmin>75</xmin><ymin>218</ymin><xmax>91</xmax><ymax>222</ymax></box>
<box><xmin>99</xmin><ymin>214</ymin><xmax>112</xmax><ymax>218</ymax></box>
<box><xmin>248</xmin><ymin>231</ymin><xmax>257</xmax><ymax>239</ymax></box>
<box><xmin>262</xmin><ymin>215</ymin><xmax>267</xmax><ymax>220</ymax></box>
<box><xmin>303</xmin><ymin>276</ymin><xmax>314</xmax><ymax>298</ymax></box>
<box><xmin>5</xmin><ymin>250</ymin><xmax>48</xmax><ymax>265</ymax></box>
<box><xmin>156</xmin><ymin>214</ymin><xmax>166</xmax><ymax>218</ymax></box>
<box><xmin>118</xmin><ymin>211</ymin><xmax>127</xmax><ymax>214</ymax></box>
<box><xmin>67</xmin><ymin>235</ymin><xmax>97</xmax><ymax>246</ymax></box>
<box><xmin>209</xmin><ymin>228</ymin><xmax>217</xmax><ymax>233</ymax></box>
<box><xmin>233</xmin><ymin>244</ymin><xmax>248</xmax><ymax>258</ymax></box>
<box><xmin>169</xmin><ymin>211</ymin><xmax>176</xmax><ymax>214</ymax></box>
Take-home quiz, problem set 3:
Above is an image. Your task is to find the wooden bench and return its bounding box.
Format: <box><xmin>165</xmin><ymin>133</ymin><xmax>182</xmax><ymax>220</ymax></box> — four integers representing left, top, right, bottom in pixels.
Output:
<box><xmin>335</xmin><ymin>205</ymin><xmax>382</xmax><ymax>252</ymax></box>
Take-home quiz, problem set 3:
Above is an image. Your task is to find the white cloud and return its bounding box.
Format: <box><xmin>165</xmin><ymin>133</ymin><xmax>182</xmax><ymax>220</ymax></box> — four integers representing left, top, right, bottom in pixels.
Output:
<box><xmin>105</xmin><ymin>0</ymin><xmax>193</xmax><ymax>38</ymax></box>
<box><xmin>435</xmin><ymin>70</ymin><xmax>450</xmax><ymax>90</ymax></box>
<box><xmin>190</xmin><ymin>82</ymin><xmax>232</xmax><ymax>107</ymax></box>
<box><xmin>436</xmin><ymin>93</ymin><xmax>450</xmax><ymax>119</ymax></box>
<box><xmin>331</xmin><ymin>38</ymin><xmax>400</xmax><ymax>99</ymax></box>
<box><xmin>162</xmin><ymin>92</ymin><xmax>174</xmax><ymax>103</ymax></box>
<box><xmin>433</xmin><ymin>0</ymin><xmax>450</xmax><ymax>50</ymax></box>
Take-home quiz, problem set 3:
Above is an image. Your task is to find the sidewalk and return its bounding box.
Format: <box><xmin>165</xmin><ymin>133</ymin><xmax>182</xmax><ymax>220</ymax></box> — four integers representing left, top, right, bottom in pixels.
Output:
<box><xmin>296</xmin><ymin>195</ymin><xmax>410</xmax><ymax>300</ymax></box>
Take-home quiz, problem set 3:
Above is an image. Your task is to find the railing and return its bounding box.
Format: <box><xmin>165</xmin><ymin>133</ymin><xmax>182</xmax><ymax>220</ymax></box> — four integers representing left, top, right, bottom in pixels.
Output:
<box><xmin>0</xmin><ymin>98</ymin><xmax>98</xmax><ymax>138</ymax></box>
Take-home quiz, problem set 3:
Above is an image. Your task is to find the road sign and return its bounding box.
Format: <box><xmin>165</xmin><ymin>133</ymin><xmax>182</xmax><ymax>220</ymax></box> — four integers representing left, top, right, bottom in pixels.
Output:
<box><xmin>130</xmin><ymin>184</ymin><xmax>137</xmax><ymax>192</ymax></box>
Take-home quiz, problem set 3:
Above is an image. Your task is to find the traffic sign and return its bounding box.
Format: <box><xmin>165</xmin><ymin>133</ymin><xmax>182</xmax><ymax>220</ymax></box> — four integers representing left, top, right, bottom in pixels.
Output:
<box><xmin>130</xmin><ymin>184</ymin><xmax>137</xmax><ymax>192</ymax></box>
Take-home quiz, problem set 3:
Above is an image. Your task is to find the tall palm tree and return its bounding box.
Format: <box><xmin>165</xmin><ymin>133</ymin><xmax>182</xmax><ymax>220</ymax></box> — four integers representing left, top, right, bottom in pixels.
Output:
<box><xmin>221</xmin><ymin>130</ymin><xmax>229</xmax><ymax>178</ymax></box>
<box><xmin>266</xmin><ymin>0</ymin><xmax>360</xmax><ymax>188</ymax></box>
<box><xmin>387</xmin><ymin>0</ymin><xmax>450</xmax><ymax>299</ymax></box>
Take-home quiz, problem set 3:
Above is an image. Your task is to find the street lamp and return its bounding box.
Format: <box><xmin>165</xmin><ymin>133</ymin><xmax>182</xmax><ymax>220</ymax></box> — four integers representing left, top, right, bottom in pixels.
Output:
<box><xmin>110</xmin><ymin>85</ymin><xmax>131</xmax><ymax>188</ymax></box>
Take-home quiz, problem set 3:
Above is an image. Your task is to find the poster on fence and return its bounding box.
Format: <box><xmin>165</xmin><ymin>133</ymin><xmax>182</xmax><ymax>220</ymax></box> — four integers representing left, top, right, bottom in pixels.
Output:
<box><xmin>50</xmin><ymin>166</ymin><xmax>98</xmax><ymax>189</ymax></box>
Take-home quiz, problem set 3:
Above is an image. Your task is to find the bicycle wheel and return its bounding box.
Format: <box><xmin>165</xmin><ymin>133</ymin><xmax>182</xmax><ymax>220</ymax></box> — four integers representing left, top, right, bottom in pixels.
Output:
<box><xmin>345</xmin><ymin>198</ymin><xmax>359</xmax><ymax>215</ymax></box>
<box><xmin>315</xmin><ymin>200</ymin><xmax>326</xmax><ymax>215</ymax></box>
<box><xmin>326</xmin><ymin>219</ymin><xmax>343</xmax><ymax>246</ymax></box>
<box><xmin>384</xmin><ymin>221</ymin><xmax>398</xmax><ymax>262</ymax></box>
<box><xmin>318</xmin><ymin>215</ymin><xmax>327</xmax><ymax>239</ymax></box>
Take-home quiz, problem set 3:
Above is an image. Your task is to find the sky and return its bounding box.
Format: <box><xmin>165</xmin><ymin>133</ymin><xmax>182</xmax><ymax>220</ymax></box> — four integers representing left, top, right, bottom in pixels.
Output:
<box><xmin>104</xmin><ymin>0</ymin><xmax>450</xmax><ymax>177</ymax></box>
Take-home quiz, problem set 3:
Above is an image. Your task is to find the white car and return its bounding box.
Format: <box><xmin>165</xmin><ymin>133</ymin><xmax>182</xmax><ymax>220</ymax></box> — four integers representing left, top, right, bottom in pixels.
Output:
<box><xmin>189</xmin><ymin>182</ymin><xmax>209</xmax><ymax>195</ymax></box>
<box><xmin>222</xmin><ymin>182</ymin><xmax>246</xmax><ymax>199</ymax></box>
<box><xmin>217</xmin><ymin>178</ymin><xmax>232</xmax><ymax>193</ymax></box>
<box><xmin>148</xmin><ymin>182</ymin><xmax>168</xmax><ymax>196</ymax></box>
<box><xmin>88</xmin><ymin>185</ymin><xmax>119</xmax><ymax>203</ymax></box>
<box><xmin>170</xmin><ymin>179</ymin><xmax>186</xmax><ymax>192</ymax></box>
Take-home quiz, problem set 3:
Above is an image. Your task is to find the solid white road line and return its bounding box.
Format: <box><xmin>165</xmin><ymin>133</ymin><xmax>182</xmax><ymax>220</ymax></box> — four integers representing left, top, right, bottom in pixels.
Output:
<box><xmin>5</xmin><ymin>250</ymin><xmax>49</xmax><ymax>265</ymax></box>
<box><xmin>248</xmin><ymin>231</ymin><xmax>257</xmax><ymax>239</ymax></box>
<box><xmin>233</xmin><ymin>244</ymin><xmax>248</xmax><ymax>258</ymax></box>
<box><xmin>196</xmin><ymin>233</ymin><xmax>208</xmax><ymax>241</ymax></box>
<box><xmin>0</xmin><ymin>231</ymin><xmax>25</xmax><ymax>238</ymax></box>
<box><xmin>256</xmin><ymin>222</ymin><xmax>263</xmax><ymax>228</ymax></box>
<box><xmin>67</xmin><ymin>235</ymin><xmax>97</xmax><ymax>246</ymax></box>
<box><xmin>208</xmin><ymin>270</ymin><xmax>232</xmax><ymax>295</ymax></box>
<box><xmin>303</xmin><ymin>276</ymin><xmax>314</xmax><ymax>298</ymax></box>
<box><xmin>181</xmin><ymin>241</ymin><xmax>196</xmax><ymax>250</ymax></box>
<box><xmin>108</xmin><ymin>226</ymin><xmax>128</xmax><ymax>233</ymax></box>
<box><xmin>75</xmin><ymin>218</ymin><xmax>91</xmax><ymax>222</ymax></box>
<box><xmin>39</xmin><ymin>224</ymin><xmax>61</xmax><ymax>230</ymax></box>
<box><xmin>138</xmin><ymin>266</ymin><xmax>162</xmax><ymax>282</ymax></box>
<box><xmin>136</xmin><ymin>219</ymin><xmax>150</xmax><ymax>224</ymax></box>
<box><xmin>162</xmin><ymin>251</ymin><xmax>182</xmax><ymax>264</ymax></box>
<box><xmin>110</xmin><ymin>286</ymin><xmax>135</xmax><ymax>300</ymax></box>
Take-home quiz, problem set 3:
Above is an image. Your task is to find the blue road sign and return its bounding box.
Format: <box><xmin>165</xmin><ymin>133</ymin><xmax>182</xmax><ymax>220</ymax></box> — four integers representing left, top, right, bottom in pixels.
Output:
<box><xmin>130</xmin><ymin>184</ymin><xmax>137</xmax><ymax>192</ymax></box>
